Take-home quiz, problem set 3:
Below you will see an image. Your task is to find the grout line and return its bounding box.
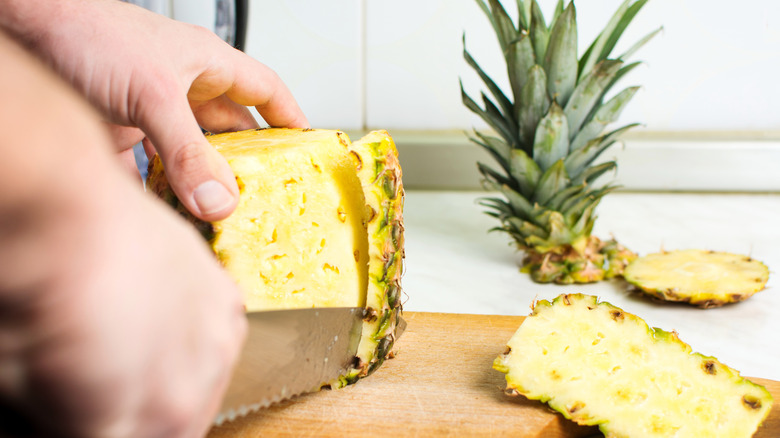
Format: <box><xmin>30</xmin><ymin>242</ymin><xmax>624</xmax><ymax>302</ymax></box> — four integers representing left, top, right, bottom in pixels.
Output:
<box><xmin>358</xmin><ymin>0</ymin><xmax>368</xmax><ymax>130</ymax></box>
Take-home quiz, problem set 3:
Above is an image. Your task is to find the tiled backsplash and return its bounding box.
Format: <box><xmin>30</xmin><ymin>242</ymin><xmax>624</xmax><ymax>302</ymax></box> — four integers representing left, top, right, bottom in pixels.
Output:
<box><xmin>243</xmin><ymin>0</ymin><xmax>780</xmax><ymax>133</ymax></box>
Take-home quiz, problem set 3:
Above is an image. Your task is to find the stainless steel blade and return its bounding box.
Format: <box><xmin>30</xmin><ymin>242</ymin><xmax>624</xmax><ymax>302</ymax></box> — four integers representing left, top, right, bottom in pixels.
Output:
<box><xmin>215</xmin><ymin>307</ymin><xmax>363</xmax><ymax>425</ymax></box>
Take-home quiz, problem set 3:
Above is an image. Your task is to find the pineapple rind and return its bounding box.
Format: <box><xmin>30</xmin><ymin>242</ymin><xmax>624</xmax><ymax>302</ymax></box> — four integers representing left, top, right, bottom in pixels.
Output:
<box><xmin>494</xmin><ymin>294</ymin><xmax>773</xmax><ymax>438</ymax></box>
<box><xmin>624</xmin><ymin>249</ymin><xmax>770</xmax><ymax>308</ymax></box>
<box><xmin>333</xmin><ymin>130</ymin><xmax>404</xmax><ymax>387</ymax></box>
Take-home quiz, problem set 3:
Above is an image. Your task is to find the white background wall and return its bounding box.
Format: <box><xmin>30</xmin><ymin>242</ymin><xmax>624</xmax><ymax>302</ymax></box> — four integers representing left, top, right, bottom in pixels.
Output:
<box><xmin>242</xmin><ymin>0</ymin><xmax>780</xmax><ymax>134</ymax></box>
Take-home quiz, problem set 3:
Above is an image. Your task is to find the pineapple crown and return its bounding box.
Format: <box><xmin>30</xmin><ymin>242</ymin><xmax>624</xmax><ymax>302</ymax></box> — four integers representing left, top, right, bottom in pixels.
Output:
<box><xmin>462</xmin><ymin>0</ymin><xmax>660</xmax><ymax>252</ymax></box>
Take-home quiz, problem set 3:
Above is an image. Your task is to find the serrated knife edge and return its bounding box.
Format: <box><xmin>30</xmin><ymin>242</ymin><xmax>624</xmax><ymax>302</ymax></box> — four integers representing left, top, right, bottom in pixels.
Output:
<box><xmin>214</xmin><ymin>307</ymin><xmax>363</xmax><ymax>424</ymax></box>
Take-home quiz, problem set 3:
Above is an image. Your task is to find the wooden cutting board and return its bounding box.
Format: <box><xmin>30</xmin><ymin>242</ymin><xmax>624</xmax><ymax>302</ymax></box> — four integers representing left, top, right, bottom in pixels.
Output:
<box><xmin>208</xmin><ymin>312</ymin><xmax>780</xmax><ymax>437</ymax></box>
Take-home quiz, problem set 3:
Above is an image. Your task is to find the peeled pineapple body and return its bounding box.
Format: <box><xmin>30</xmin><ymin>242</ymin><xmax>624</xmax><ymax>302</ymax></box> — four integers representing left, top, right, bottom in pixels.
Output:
<box><xmin>624</xmin><ymin>249</ymin><xmax>769</xmax><ymax>308</ymax></box>
<box><xmin>494</xmin><ymin>294</ymin><xmax>773</xmax><ymax>438</ymax></box>
<box><xmin>147</xmin><ymin>128</ymin><xmax>404</xmax><ymax>386</ymax></box>
<box><xmin>207</xmin><ymin>129</ymin><xmax>370</xmax><ymax>309</ymax></box>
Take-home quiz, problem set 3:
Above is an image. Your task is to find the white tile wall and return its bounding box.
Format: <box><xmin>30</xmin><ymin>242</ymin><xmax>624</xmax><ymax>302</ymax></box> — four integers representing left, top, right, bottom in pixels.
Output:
<box><xmin>241</xmin><ymin>0</ymin><xmax>780</xmax><ymax>133</ymax></box>
<box><xmin>243</xmin><ymin>0</ymin><xmax>363</xmax><ymax>130</ymax></box>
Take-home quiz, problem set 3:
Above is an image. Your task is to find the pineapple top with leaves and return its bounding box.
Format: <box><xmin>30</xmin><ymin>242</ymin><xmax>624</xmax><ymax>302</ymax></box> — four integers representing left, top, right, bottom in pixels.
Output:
<box><xmin>462</xmin><ymin>0</ymin><xmax>659</xmax><ymax>283</ymax></box>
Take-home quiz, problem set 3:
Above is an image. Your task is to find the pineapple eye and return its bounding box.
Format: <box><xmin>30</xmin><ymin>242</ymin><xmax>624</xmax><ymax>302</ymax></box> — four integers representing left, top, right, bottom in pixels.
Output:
<box><xmin>742</xmin><ymin>395</ymin><xmax>762</xmax><ymax>410</ymax></box>
<box><xmin>322</xmin><ymin>263</ymin><xmax>340</xmax><ymax>274</ymax></box>
<box><xmin>366</xmin><ymin>205</ymin><xmax>377</xmax><ymax>223</ymax></box>
<box><xmin>310</xmin><ymin>157</ymin><xmax>321</xmax><ymax>172</ymax></box>
<box><xmin>349</xmin><ymin>150</ymin><xmax>363</xmax><ymax>170</ymax></box>
<box><xmin>266</xmin><ymin>228</ymin><xmax>278</xmax><ymax>244</ymax></box>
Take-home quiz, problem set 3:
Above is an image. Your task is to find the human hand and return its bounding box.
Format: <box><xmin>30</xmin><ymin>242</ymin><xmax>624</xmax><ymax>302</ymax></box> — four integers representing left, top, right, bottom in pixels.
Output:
<box><xmin>0</xmin><ymin>29</ymin><xmax>246</xmax><ymax>438</ymax></box>
<box><xmin>1</xmin><ymin>0</ymin><xmax>308</xmax><ymax>221</ymax></box>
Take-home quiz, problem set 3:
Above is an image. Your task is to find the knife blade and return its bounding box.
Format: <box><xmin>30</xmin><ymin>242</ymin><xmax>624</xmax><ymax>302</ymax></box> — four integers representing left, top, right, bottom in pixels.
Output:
<box><xmin>215</xmin><ymin>307</ymin><xmax>364</xmax><ymax>425</ymax></box>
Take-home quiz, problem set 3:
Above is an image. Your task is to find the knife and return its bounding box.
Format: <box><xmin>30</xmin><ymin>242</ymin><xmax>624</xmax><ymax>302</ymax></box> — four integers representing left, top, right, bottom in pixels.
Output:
<box><xmin>214</xmin><ymin>307</ymin><xmax>364</xmax><ymax>425</ymax></box>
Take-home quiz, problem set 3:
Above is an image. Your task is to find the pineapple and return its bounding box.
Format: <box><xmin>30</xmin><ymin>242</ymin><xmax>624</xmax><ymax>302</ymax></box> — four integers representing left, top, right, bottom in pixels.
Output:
<box><xmin>462</xmin><ymin>0</ymin><xmax>661</xmax><ymax>283</ymax></box>
<box><xmin>624</xmin><ymin>249</ymin><xmax>770</xmax><ymax>308</ymax></box>
<box><xmin>494</xmin><ymin>294</ymin><xmax>774</xmax><ymax>437</ymax></box>
<box><xmin>146</xmin><ymin>128</ymin><xmax>404</xmax><ymax>386</ymax></box>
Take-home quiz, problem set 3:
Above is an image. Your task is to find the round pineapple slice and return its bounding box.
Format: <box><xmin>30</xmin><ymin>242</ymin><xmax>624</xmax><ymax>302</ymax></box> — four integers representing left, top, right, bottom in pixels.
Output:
<box><xmin>624</xmin><ymin>249</ymin><xmax>769</xmax><ymax>308</ymax></box>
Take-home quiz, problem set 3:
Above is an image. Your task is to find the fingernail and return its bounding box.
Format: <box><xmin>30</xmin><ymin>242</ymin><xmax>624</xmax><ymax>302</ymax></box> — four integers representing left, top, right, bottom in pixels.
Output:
<box><xmin>193</xmin><ymin>180</ymin><xmax>233</xmax><ymax>215</ymax></box>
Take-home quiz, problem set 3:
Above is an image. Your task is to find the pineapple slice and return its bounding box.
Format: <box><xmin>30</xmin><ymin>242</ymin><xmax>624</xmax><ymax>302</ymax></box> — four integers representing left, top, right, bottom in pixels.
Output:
<box><xmin>337</xmin><ymin>130</ymin><xmax>404</xmax><ymax>385</ymax></box>
<box><xmin>624</xmin><ymin>249</ymin><xmax>769</xmax><ymax>308</ymax></box>
<box><xmin>494</xmin><ymin>294</ymin><xmax>773</xmax><ymax>438</ymax></box>
<box><xmin>146</xmin><ymin>128</ymin><xmax>404</xmax><ymax>384</ymax></box>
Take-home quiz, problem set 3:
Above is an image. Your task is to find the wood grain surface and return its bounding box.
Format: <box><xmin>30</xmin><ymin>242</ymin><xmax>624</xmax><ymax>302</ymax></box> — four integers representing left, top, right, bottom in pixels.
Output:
<box><xmin>208</xmin><ymin>312</ymin><xmax>780</xmax><ymax>437</ymax></box>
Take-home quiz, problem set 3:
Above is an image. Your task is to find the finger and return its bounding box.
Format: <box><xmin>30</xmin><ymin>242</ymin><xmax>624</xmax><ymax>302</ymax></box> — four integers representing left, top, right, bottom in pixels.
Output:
<box><xmin>184</xmin><ymin>291</ymin><xmax>246</xmax><ymax>438</ymax></box>
<box><xmin>191</xmin><ymin>95</ymin><xmax>259</xmax><ymax>134</ymax></box>
<box><xmin>117</xmin><ymin>148</ymin><xmax>143</xmax><ymax>185</ymax></box>
<box><xmin>142</xmin><ymin>138</ymin><xmax>157</xmax><ymax>161</ymax></box>
<box><xmin>134</xmin><ymin>83</ymin><xmax>238</xmax><ymax>222</ymax></box>
<box><xmin>191</xmin><ymin>53</ymin><xmax>309</xmax><ymax>129</ymax></box>
<box><xmin>104</xmin><ymin>123</ymin><xmax>146</xmax><ymax>154</ymax></box>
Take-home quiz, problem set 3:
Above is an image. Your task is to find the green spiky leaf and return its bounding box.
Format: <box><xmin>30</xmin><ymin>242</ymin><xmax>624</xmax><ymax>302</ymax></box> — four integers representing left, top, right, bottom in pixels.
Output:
<box><xmin>478</xmin><ymin>161</ymin><xmax>513</xmax><ymax>188</ymax></box>
<box><xmin>463</xmin><ymin>39</ymin><xmax>514</xmax><ymax>122</ymax></box>
<box><xmin>619</xmin><ymin>26</ymin><xmax>662</xmax><ymax>60</ymax></box>
<box><xmin>570</xmin><ymin>86</ymin><xmax>639</xmax><ymax>152</ymax></box>
<box><xmin>526</xmin><ymin>211</ymin><xmax>575</xmax><ymax>252</ymax></box>
<box><xmin>563</xmin><ymin>123</ymin><xmax>634</xmax><ymax>179</ymax></box>
<box><xmin>472</xmin><ymin>131</ymin><xmax>511</xmax><ymax>171</ymax></box>
<box><xmin>543</xmin><ymin>2</ymin><xmax>577</xmax><ymax>106</ymax></box>
<box><xmin>532</xmin><ymin>103</ymin><xmax>569</xmax><ymax>172</ymax></box>
<box><xmin>598</xmin><ymin>0</ymin><xmax>650</xmax><ymax>61</ymax></box>
<box><xmin>564</xmin><ymin>59</ymin><xmax>623</xmax><ymax>139</ymax></box>
<box><xmin>549</xmin><ymin>0</ymin><xmax>565</xmax><ymax>31</ymax></box>
<box><xmin>547</xmin><ymin>183</ymin><xmax>587</xmax><ymax>211</ymax></box>
<box><xmin>534</xmin><ymin>160</ymin><xmax>569</xmax><ymax>205</ymax></box>
<box><xmin>516</xmin><ymin>0</ymin><xmax>531</xmax><ymax>31</ymax></box>
<box><xmin>509</xmin><ymin>148</ymin><xmax>542</xmax><ymax>198</ymax></box>
<box><xmin>573</xmin><ymin>160</ymin><xmax>617</xmax><ymax>186</ymax></box>
<box><xmin>578</xmin><ymin>0</ymin><xmax>631</xmax><ymax>79</ymax></box>
<box><xmin>488</xmin><ymin>0</ymin><xmax>518</xmax><ymax>52</ymax></box>
<box><xmin>461</xmin><ymin>81</ymin><xmax>518</xmax><ymax>144</ymax></box>
<box><xmin>507</xmin><ymin>35</ymin><xmax>536</xmax><ymax>108</ymax></box>
<box><xmin>518</xmin><ymin>65</ymin><xmax>550</xmax><ymax>148</ymax></box>
<box><xmin>529</xmin><ymin>0</ymin><xmax>548</xmax><ymax>63</ymax></box>
<box><xmin>513</xmin><ymin>217</ymin><xmax>547</xmax><ymax>239</ymax></box>
<box><xmin>499</xmin><ymin>184</ymin><xmax>537</xmax><ymax>222</ymax></box>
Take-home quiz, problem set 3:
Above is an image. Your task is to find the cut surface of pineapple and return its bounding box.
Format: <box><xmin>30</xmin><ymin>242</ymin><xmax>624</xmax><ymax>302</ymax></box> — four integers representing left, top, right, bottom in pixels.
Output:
<box><xmin>624</xmin><ymin>249</ymin><xmax>769</xmax><ymax>308</ymax></box>
<box><xmin>205</xmin><ymin>129</ymin><xmax>369</xmax><ymax>310</ymax></box>
<box><xmin>494</xmin><ymin>294</ymin><xmax>773</xmax><ymax>438</ymax></box>
<box><xmin>147</xmin><ymin>127</ymin><xmax>404</xmax><ymax>386</ymax></box>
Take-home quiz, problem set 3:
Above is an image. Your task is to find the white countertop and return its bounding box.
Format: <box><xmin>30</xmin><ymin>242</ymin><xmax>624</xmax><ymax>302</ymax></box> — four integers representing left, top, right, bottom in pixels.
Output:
<box><xmin>401</xmin><ymin>190</ymin><xmax>780</xmax><ymax>381</ymax></box>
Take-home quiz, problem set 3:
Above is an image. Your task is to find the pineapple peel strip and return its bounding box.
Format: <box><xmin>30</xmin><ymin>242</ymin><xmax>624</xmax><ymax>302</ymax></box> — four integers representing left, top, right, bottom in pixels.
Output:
<box><xmin>495</xmin><ymin>294</ymin><xmax>773</xmax><ymax>438</ymax></box>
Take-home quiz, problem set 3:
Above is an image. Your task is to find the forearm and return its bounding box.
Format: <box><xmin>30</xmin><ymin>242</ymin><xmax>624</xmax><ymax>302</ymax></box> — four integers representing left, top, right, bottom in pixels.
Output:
<box><xmin>0</xmin><ymin>31</ymin><xmax>126</xmax><ymax>303</ymax></box>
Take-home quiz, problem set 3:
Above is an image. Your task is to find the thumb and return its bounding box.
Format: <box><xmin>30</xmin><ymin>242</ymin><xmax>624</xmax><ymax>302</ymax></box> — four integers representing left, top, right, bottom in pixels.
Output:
<box><xmin>137</xmin><ymin>90</ymin><xmax>238</xmax><ymax>222</ymax></box>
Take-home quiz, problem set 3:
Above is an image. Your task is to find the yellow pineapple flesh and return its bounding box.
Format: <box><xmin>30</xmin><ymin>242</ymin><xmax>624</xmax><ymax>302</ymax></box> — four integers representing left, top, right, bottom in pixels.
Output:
<box><xmin>494</xmin><ymin>294</ymin><xmax>773</xmax><ymax>437</ymax></box>
<box><xmin>206</xmin><ymin>129</ymin><xmax>368</xmax><ymax>310</ymax></box>
<box><xmin>624</xmin><ymin>249</ymin><xmax>769</xmax><ymax>308</ymax></box>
